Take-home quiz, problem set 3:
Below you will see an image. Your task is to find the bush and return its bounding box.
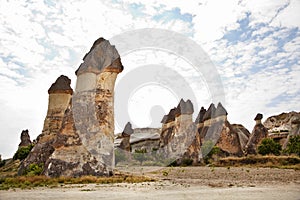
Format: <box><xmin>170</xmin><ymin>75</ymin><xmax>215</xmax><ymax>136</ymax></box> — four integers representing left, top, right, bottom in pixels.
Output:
<box><xmin>13</xmin><ymin>144</ymin><xmax>34</xmax><ymax>160</ymax></box>
<box><xmin>258</xmin><ymin>138</ymin><xmax>282</xmax><ymax>156</ymax></box>
<box><xmin>285</xmin><ymin>135</ymin><xmax>300</xmax><ymax>156</ymax></box>
<box><xmin>25</xmin><ymin>163</ymin><xmax>44</xmax><ymax>176</ymax></box>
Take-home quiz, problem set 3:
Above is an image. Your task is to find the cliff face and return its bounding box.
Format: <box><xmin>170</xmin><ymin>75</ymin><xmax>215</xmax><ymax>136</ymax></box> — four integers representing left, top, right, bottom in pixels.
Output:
<box><xmin>19</xmin><ymin>38</ymin><xmax>123</xmax><ymax>177</ymax></box>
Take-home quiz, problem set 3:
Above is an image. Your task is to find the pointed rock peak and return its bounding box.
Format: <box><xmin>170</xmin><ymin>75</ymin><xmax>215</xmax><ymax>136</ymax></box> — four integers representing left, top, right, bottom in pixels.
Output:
<box><xmin>75</xmin><ymin>37</ymin><xmax>123</xmax><ymax>76</ymax></box>
<box><xmin>254</xmin><ymin>113</ymin><xmax>263</xmax><ymax>120</ymax></box>
<box><xmin>122</xmin><ymin>122</ymin><xmax>133</xmax><ymax>136</ymax></box>
<box><xmin>203</xmin><ymin>103</ymin><xmax>216</xmax><ymax>121</ymax></box>
<box><xmin>175</xmin><ymin>99</ymin><xmax>194</xmax><ymax>116</ymax></box>
<box><xmin>215</xmin><ymin>102</ymin><xmax>228</xmax><ymax>117</ymax></box>
<box><xmin>195</xmin><ymin>106</ymin><xmax>207</xmax><ymax>123</ymax></box>
<box><xmin>48</xmin><ymin>75</ymin><xmax>73</xmax><ymax>94</ymax></box>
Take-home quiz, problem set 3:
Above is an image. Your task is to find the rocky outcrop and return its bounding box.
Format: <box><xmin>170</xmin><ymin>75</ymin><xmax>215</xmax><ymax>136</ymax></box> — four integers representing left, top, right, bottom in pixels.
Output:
<box><xmin>245</xmin><ymin>113</ymin><xmax>268</xmax><ymax>154</ymax></box>
<box><xmin>19</xmin><ymin>38</ymin><xmax>123</xmax><ymax>177</ymax></box>
<box><xmin>18</xmin><ymin>130</ymin><xmax>32</xmax><ymax>148</ymax></box>
<box><xmin>264</xmin><ymin>111</ymin><xmax>300</xmax><ymax>148</ymax></box>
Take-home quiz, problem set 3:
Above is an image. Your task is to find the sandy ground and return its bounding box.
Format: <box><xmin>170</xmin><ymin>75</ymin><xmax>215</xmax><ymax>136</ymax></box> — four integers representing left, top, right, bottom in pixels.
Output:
<box><xmin>1</xmin><ymin>167</ymin><xmax>300</xmax><ymax>200</ymax></box>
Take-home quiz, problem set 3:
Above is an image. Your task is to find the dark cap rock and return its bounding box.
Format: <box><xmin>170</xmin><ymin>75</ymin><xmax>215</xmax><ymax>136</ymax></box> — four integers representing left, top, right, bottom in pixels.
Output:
<box><xmin>202</xmin><ymin>103</ymin><xmax>216</xmax><ymax>121</ymax></box>
<box><xmin>254</xmin><ymin>113</ymin><xmax>263</xmax><ymax>120</ymax></box>
<box><xmin>215</xmin><ymin>102</ymin><xmax>228</xmax><ymax>117</ymax></box>
<box><xmin>75</xmin><ymin>37</ymin><xmax>123</xmax><ymax>75</ymax></box>
<box><xmin>195</xmin><ymin>107</ymin><xmax>207</xmax><ymax>123</ymax></box>
<box><xmin>122</xmin><ymin>122</ymin><xmax>133</xmax><ymax>136</ymax></box>
<box><xmin>48</xmin><ymin>75</ymin><xmax>73</xmax><ymax>94</ymax></box>
<box><xmin>175</xmin><ymin>99</ymin><xmax>194</xmax><ymax>116</ymax></box>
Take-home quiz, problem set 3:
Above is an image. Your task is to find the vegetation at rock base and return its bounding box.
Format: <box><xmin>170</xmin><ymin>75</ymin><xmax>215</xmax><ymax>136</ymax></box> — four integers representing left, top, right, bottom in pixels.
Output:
<box><xmin>24</xmin><ymin>163</ymin><xmax>44</xmax><ymax>176</ymax></box>
<box><xmin>258</xmin><ymin>138</ymin><xmax>282</xmax><ymax>156</ymax></box>
<box><xmin>201</xmin><ymin>140</ymin><xmax>222</xmax><ymax>164</ymax></box>
<box><xmin>0</xmin><ymin>174</ymin><xmax>155</xmax><ymax>190</ymax></box>
<box><xmin>13</xmin><ymin>144</ymin><xmax>34</xmax><ymax>161</ymax></box>
<box><xmin>284</xmin><ymin>135</ymin><xmax>300</xmax><ymax>156</ymax></box>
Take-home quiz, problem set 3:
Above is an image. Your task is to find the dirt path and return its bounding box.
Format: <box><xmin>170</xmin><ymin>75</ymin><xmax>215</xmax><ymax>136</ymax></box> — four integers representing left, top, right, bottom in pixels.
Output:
<box><xmin>1</xmin><ymin>167</ymin><xmax>299</xmax><ymax>200</ymax></box>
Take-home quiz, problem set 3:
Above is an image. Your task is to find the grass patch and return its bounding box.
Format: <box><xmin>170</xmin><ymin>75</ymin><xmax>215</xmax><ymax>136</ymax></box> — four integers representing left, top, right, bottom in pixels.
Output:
<box><xmin>0</xmin><ymin>174</ymin><xmax>155</xmax><ymax>190</ymax></box>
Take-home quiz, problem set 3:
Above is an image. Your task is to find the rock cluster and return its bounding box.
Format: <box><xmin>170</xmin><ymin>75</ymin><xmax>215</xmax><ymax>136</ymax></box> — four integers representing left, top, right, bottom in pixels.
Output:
<box><xmin>19</xmin><ymin>38</ymin><xmax>123</xmax><ymax>177</ymax></box>
<box><xmin>115</xmin><ymin>100</ymin><xmax>250</xmax><ymax>165</ymax></box>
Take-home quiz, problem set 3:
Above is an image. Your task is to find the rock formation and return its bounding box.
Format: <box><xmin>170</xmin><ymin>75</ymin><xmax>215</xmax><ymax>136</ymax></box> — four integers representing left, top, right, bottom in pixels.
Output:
<box><xmin>19</xmin><ymin>38</ymin><xmax>123</xmax><ymax>177</ymax></box>
<box><xmin>119</xmin><ymin>122</ymin><xmax>134</xmax><ymax>152</ymax></box>
<box><xmin>264</xmin><ymin>111</ymin><xmax>300</xmax><ymax>148</ymax></box>
<box><xmin>158</xmin><ymin>99</ymin><xmax>198</xmax><ymax>164</ymax></box>
<box><xmin>19</xmin><ymin>75</ymin><xmax>73</xmax><ymax>175</ymax></box>
<box><xmin>245</xmin><ymin>113</ymin><xmax>268</xmax><ymax>154</ymax></box>
<box><xmin>18</xmin><ymin>130</ymin><xmax>32</xmax><ymax>148</ymax></box>
<box><xmin>198</xmin><ymin>103</ymin><xmax>246</xmax><ymax>157</ymax></box>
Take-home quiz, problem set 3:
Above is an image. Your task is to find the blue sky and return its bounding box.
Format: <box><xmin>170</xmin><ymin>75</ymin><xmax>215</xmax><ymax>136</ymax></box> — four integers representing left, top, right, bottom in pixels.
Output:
<box><xmin>0</xmin><ymin>0</ymin><xmax>299</xmax><ymax>158</ymax></box>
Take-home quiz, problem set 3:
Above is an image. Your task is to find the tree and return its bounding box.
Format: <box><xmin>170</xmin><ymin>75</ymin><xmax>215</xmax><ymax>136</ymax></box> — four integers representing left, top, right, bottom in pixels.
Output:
<box><xmin>285</xmin><ymin>135</ymin><xmax>300</xmax><ymax>156</ymax></box>
<box><xmin>258</xmin><ymin>138</ymin><xmax>281</xmax><ymax>156</ymax></box>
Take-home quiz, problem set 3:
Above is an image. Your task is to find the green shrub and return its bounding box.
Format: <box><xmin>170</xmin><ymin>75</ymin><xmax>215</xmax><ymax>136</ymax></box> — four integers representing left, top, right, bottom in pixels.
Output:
<box><xmin>13</xmin><ymin>144</ymin><xmax>34</xmax><ymax>160</ymax></box>
<box><xmin>26</xmin><ymin>163</ymin><xmax>44</xmax><ymax>176</ymax></box>
<box><xmin>258</xmin><ymin>138</ymin><xmax>282</xmax><ymax>156</ymax></box>
<box><xmin>285</xmin><ymin>135</ymin><xmax>300</xmax><ymax>156</ymax></box>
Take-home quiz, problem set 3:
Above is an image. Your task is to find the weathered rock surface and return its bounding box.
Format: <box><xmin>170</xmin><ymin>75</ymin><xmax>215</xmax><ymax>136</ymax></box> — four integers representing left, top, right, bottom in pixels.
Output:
<box><xmin>18</xmin><ymin>130</ymin><xmax>32</xmax><ymax>148</ymax></box>
<box><xmin>245</xmin><ymin>113</ymin><xmax>268</xmax><ymax>154</ymax></box>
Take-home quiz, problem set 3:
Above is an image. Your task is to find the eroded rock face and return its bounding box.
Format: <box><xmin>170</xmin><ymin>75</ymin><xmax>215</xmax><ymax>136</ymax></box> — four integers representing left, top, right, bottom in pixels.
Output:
<box><xmin>18</xmin><ymin>130</ymin><xmax>32</xmax><ymax>148</ymax></box>
<box><xmin>245</xmin><ymin>113</ymin><xmax>268</xmax><ymax>155</ymax></box>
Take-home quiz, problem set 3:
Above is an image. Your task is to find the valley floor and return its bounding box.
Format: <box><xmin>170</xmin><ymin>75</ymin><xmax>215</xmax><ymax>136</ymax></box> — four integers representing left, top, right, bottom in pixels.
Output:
<box><xmin>1</xmin><ymin>166</ymin><xmax>299</xmax><ymax>200</ymax></box>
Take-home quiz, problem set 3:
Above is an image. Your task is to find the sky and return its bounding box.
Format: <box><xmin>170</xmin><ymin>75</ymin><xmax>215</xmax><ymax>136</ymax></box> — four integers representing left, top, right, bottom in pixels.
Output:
<box><xmin>0</xmin><ymin>0</ymin><xmax>299</xmax><ymax>158</ymax></box>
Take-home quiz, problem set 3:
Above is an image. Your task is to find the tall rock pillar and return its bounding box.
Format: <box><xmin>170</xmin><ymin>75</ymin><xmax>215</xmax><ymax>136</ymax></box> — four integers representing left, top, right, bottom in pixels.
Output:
<box><xmin>73</xmin><ymin>38</ymin><xmax>123</xmax><ymax>174</ymax></box>
<box><xmin>18</xmin><ymin>75</ymin><xmax>73</xmax><ymax>175</ymax></box>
